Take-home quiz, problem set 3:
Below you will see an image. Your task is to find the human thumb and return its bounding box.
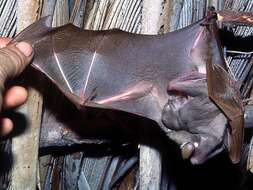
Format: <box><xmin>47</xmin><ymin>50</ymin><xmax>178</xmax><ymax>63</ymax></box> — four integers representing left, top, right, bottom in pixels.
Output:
<box><xmin>0</xmin><ymin>42</ymin><xmax>33</xmax><ymax>110</ymax></box>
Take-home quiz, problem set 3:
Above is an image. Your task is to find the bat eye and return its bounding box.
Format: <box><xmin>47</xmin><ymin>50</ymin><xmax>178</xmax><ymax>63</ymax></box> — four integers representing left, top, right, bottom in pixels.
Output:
<box><xmin>180</xmin><ymin>142</ymin><xmax>195</xmax><ymax>159</ymax></box>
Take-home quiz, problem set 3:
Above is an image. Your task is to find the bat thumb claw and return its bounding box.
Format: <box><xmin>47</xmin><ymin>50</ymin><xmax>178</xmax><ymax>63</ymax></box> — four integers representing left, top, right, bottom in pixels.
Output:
<box><xmin>181</xmin><ymin>142</ymin><xmax>195</xmax><ymax>159</ymax></box>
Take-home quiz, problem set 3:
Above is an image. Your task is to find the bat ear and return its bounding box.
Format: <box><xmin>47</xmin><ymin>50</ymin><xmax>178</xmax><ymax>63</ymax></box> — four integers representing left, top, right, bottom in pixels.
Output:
<box><xmin>12</xmin><ymin>16</ymin><xmax>53</xmax><ymax>44</ymax></box>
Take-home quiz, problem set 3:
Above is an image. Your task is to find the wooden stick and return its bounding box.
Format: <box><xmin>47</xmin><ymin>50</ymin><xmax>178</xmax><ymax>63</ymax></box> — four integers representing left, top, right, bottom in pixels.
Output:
<box><xmin>11</xmin><ymin>0</ymin><xmax>43</xmax><ymax>189</ymax></box>
<box><xmin>139</xmin><ymin>1</ymin><xmax>163</xmax><ymax>189</ymax></box>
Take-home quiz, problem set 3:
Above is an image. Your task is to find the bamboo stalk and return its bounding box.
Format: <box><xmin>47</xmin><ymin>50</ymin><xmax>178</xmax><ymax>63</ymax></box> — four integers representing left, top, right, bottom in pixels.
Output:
<box><xmin>52</xmin><ymin>0</ymin><xmax>69</xmax><ymax>27</ymax></box>
<box><xmin>0</xmin><ymin>0</ymin><xmax>17</xmax><ymax>37</ymax></box>
<box><xmin>139</xmin><ymin>1</ymin><xmax>163</xmax><ymax>189</ymax></box>
<box><xmin>10</xmin><ymin>0</ymin><xmax>43</xmax><ymax>189</ymax></box>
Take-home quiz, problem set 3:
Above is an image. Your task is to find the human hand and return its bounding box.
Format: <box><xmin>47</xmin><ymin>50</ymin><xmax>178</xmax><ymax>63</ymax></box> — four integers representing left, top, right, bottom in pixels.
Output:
<box><xmin>0</xmin><ymin>37</ymin><xmax>33</xmax><ymax>136</ymax></box>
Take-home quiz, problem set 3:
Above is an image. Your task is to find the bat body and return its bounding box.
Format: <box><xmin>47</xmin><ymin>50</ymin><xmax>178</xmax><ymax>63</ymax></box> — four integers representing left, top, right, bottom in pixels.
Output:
<box><xmin>9</xmin><ymin>10</ymin><xmax>251</xmax><ymax>164</ymax></box>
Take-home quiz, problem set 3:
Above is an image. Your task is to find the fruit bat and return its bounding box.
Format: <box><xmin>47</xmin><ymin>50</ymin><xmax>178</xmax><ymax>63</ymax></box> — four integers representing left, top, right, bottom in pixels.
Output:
<box><xmin>1</xmin><ymin>9</ymin><xmax>252</xmax><ymax>164</ymax></box>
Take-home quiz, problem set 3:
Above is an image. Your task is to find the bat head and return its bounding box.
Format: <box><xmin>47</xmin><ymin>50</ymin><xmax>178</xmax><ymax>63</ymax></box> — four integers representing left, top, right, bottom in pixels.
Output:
<box><xmin>162</xmin><ymin>71</ymin><xmax>227</xmax><ymax>164</ymax></box>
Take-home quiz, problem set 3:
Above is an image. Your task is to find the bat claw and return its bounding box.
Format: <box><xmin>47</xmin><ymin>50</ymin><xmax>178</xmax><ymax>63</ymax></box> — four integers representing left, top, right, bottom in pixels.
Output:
<box><xmin>181</xmin><ymin>142</ymin><xmax>195</xmax><ymax>160</ymax></box>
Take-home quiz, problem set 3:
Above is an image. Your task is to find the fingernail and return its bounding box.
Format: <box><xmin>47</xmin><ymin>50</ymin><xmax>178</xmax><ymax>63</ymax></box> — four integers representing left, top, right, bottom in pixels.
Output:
<box><xmin>16</xmin><ymin>42</ymin><xmax>33</xmax><ymax>57</ymax></box>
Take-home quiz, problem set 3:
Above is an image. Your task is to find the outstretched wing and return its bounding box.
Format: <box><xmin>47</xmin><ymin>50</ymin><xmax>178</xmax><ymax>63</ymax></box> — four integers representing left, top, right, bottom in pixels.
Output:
<box><xmin>206</xmin><ymin>18</ymin><xmax>244</xmax><ymax>163</ymax></box>
<box><xmin>12</xmin><ymin>16</ymin><xmax>205</xmax><ymax>124</ymax></box>
<box><xmin>14</xmin><ymin>16</ymin><xmax>106</xmax><ymax>107</ymax></box>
